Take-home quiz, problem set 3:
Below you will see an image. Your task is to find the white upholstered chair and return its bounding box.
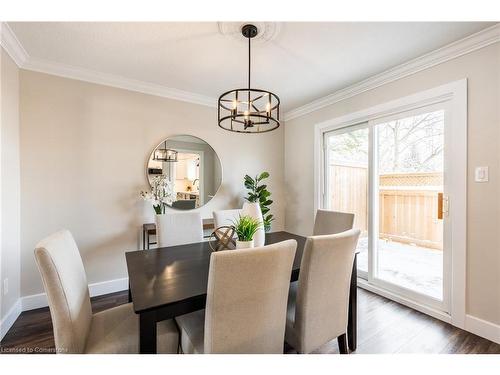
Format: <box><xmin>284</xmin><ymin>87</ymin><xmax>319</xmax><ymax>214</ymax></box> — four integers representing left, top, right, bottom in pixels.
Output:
<box><xmin>285</xmin><ymin>229</ymin><xmax>361</xmax><ymax>354</ymax></box>
<box><xmin>34</xmin><ymin>229</ymin><xmax>179</xmax><ymax>354</ymax></box>
<box><xmin>156</xmin><ymin>212</ymin><xmax>203</xmax><ymax>247</ymax></box>
<box><xmin>313</xmin><ymin>209</ymin><xmax>355</xmax><ymax>236</ymax></box>
<box><xmin>175</xmin><ymin>239</ymin><xmax>297</xmax><ymax>354</ymax></box>
<box><xmin>212</xmin><ymin>208</ymin><xmax>242</xmax><ymax>229</ymax></box>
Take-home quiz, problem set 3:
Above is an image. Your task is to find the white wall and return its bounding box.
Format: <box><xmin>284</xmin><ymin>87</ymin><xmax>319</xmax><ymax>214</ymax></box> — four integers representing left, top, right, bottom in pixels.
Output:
<box><xmin>19</xmin><ymin>70</ymin><xmax>285</xmax><ymax>297</ymax></box>
<box><xmin>0</xmin><ymin>48</ymin><xmax>21</xmax><ymax>330</ymax></box>
<box><xmin>284</xmin><ymin>43</ymin><xmax>500</xmax><ymax>325</ymax></box>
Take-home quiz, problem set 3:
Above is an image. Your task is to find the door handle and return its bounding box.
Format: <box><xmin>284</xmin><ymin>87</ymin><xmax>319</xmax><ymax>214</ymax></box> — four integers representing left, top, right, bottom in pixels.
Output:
<box><xmin>437</xmin><ymin>193</ymin><xmax>449</xmax><ymax>219</ymax></box>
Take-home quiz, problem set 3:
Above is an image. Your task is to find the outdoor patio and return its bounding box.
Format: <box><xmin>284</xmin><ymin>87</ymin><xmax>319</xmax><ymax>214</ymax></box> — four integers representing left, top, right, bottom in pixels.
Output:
<box><xmin>356</xmin><ymin>236</ymin><xmax>443</xmax><ymax>300</ymax></box>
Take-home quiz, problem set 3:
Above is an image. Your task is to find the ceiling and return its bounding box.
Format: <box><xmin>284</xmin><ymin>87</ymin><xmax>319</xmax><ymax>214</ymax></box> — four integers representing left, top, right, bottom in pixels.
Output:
<box><xmin>8</xmin><ymin>22</ymin><xmax>495</xmax><ymax>112</ymax></box>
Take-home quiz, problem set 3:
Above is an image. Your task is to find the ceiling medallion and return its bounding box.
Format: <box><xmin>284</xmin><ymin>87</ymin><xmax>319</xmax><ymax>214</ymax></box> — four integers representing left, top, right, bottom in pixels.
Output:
<box><xmin>217</xmin><ymin>22</ymin><xmax>281</xmax><ymax>44</ymax></box>
<box><xmin>218</xmin><ymin>24</ymin><xmax>280</xmax><ymax>134</ymax></box>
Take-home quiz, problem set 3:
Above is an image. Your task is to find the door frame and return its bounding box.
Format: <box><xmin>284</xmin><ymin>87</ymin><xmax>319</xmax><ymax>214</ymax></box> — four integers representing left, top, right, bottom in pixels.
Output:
<box><xmin>314</xmin><ymin>79</ymin><xmax>467</xmax><ymax>328</ymax></box>
<box><xmin>173</xmin><ymin>148</ymin><xmax>205</xmax><ymax>206</ymax></box>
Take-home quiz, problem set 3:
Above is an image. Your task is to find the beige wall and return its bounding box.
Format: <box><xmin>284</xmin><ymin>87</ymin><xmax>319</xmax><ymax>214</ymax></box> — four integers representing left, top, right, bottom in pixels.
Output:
<box><xmin>0</xmin><ymin>48</ymin><xmax>21</xmax><ymax>319</ymax></box>
<box><xmin>19</xmin><ymin>70</ymin><xmax>285</xmax><ymax>296</ymax></box>
<box><xmin>284</xmin><ymin>43</ymin><xmax>500</xmax><ymax>324</ymax></box>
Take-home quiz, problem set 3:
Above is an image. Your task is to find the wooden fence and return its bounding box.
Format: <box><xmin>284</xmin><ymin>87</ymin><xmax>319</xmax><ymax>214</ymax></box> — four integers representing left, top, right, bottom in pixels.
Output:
<box><xmin>329</xmin><ymin>165</ymin><xmax>443</xmax><ymax>250</ymax></box>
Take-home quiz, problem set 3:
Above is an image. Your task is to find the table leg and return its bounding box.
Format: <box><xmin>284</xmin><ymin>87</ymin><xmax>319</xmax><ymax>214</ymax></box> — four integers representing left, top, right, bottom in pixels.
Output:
<box><xmin>139</xmin><ymin>311</ymin><xmax>157</xmax><ymax>354</ymax></box>
<box><xmin>143</xmin><ymin>229</ymin><xmax>146</xmax><ymax>250</ymax></box>
<box><xmin>347</xmin><ymin>254</ymin><xmax>357</xmax><ymax>351</ymax></box>
<box><xmin>128</xmin><ymin>282</ymin><xmax>132</xmax><ymax>303</ymax></box>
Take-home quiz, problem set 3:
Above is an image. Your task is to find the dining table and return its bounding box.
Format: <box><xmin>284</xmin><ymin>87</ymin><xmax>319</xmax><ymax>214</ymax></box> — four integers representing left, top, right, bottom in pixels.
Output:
<box><xmin>125</xmin><ymin>231</ymin><xmax>358</xmax><ymax>354</ymax></box>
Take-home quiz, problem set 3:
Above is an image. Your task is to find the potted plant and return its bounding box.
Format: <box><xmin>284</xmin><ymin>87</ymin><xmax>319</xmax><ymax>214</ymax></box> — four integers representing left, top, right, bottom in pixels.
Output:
<box><xmin>232</xmin><ymin>215</ymin><xmax>262</xmax><ymax>249</ymax></box>
<box><xmin>244</xmin><ymin>172</ymin><xmax>274</xmax><ymax>232</ymax></box>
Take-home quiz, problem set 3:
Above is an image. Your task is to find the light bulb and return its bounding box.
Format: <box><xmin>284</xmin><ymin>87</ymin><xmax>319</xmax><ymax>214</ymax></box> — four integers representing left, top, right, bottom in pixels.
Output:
<box><xmin>244</xmin><ymin>110</ymin><xmax>249</xmax><ymax>119</ymax></box>
<box><xmin>232</xmin><ymin>99</ymin><xmax>237</xmax><ymax>109</ymax></box>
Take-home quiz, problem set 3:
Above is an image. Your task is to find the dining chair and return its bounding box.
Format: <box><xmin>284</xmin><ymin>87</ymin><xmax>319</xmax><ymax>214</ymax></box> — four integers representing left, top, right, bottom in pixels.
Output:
<box><xmin>156</xmin><ymin>212</ymin><xmax>203</xmax><ymax>247</ymax></box>
<box><xmin>212</xmin><ymin>208</ymin><xmax>242</xmax><ymax>229</ymax></box>
<box><xmin>285</xmin><ymin>229</ymin><xmax>361</xmax><ymax>354</ymax></box>
<box><xmin>175</xmin><ymin>239</ymin><xmax>297</xmax><ymax>354</ymax></box>
<box><xmin>34</xmin><ymin>229</ymin><xmax>179</xmax><ymax>354</ymax></box>
<box><xmin>313</xmin><ymin>209</ymin><xmax>355</xmax><ymax>235</ymax></box>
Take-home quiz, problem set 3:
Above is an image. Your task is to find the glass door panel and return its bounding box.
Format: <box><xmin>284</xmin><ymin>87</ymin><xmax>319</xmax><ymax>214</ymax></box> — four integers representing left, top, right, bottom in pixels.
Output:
<box><xmin>374</xmin><ymin>109</ymin><xmax>445</xmax><ymax>301</ymax></box>
<box><xmin>324</xmin><ymin>125</ymin><xmax>369</xmax><ymax>277</ymax></box>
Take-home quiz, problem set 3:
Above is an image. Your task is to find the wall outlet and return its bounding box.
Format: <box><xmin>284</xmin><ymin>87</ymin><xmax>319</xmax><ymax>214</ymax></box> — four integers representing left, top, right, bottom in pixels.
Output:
<box><xmin>3</xmin><ymin>278</ymin><xmax>8</xmax><ymax>295</ymax></box>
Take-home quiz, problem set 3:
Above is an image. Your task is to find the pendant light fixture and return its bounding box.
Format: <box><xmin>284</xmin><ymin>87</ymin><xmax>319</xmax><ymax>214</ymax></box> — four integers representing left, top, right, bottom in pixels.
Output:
<box><xmin>153</xmin><ymin>140</ymin><xmax>178</xmax><ymax>162</ymax></box>
<box><xmin>218</xmin><ymin>24</ymin><xmax>280</xmax><ymax>133</ymax></box>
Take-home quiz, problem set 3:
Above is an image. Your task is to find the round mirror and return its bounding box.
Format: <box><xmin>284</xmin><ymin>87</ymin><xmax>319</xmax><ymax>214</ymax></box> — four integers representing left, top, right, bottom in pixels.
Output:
<box><xmin>147</xmin><ymin>135</ymin><xmax>222</xmax><ymax>210</ymax></box>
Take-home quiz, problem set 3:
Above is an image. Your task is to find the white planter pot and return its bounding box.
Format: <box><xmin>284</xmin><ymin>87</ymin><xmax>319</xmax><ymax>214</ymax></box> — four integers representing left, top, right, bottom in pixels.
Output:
<box><xmin>155</xmin><ymin>214</ymin><xmax>166</xmax><ymax>248</ymax></box>
<box><xmin>236</xmin><ymin>239</ymin><xmax>254</xmax><ymax>249</ymax></box>
<box><xmin>242</xmin><ymin>201</ymin><xmax>265</xmax><ymax>247</ymax></box>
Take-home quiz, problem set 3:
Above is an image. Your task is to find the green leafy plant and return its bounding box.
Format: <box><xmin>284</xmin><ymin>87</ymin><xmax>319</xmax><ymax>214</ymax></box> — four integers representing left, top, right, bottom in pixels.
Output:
<box><xmin>232</xmin><ymin>215</ymin><xmax>262</xmax><ymax>242</ymax></box>
<box><xmin>244</xmin><ymin>171</ymin><xmax>274</xmax><ymax>232</ymax></box>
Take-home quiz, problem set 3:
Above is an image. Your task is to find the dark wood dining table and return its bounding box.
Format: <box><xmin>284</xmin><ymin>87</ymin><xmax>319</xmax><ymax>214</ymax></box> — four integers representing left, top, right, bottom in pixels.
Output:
<box><xmin>125</xmin><ymin>231</ymin><xmax>358</xmax><ymax>354</ymax></box>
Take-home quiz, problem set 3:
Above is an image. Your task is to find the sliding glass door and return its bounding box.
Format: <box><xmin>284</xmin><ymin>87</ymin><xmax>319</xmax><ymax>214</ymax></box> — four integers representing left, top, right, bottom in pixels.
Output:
<box><xmin>323</xmin><ymin>103</ymin><xmax>450</xmax><ymax>312</ymax></box>
<box><xmin>324</xmin><ymin>124</ymin><xmax>369</xmax><ymax>278</ymax></box>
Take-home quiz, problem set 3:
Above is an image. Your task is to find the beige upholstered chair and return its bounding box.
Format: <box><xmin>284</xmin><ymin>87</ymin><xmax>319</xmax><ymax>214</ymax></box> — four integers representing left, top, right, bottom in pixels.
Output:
<box><xmin>313</xmin><ymin>209</ymin><xmax>355</xmax><ymax>236</ymax></box>
<box><xmin>213</xmin><ymin>208</ymin><xmax>242</xmax><ymax>229</ymax></box>
<box><xmin>156</xmin><ymin>212</ymin><xmax>203</xmax><ymax>247</ymax></box>
<box><xmin>175</xmin><ymin>240</ymin><xmax>297</xmax><ymax>354</ymax></box>
<box><xmin>34</xmin><ymin>229</ymin><xmax>179</xmax><ymax>354</ymax></box>
<box><xmin>285</xmin><ymin>229</ymin><xmax>360</xmax><ymax>354</ymax></box>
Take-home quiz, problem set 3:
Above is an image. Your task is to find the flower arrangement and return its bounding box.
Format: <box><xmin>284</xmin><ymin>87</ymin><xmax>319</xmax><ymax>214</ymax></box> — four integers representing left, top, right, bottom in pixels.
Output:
<box><xmin>232</xmin><ymin>215</ymin><xmax>262</xmax><ymax>242</ymax></box>
<box><xmin>140</xmin><ymin>175</ymin><xmax>176</xmax><ymax>215</ymax></box>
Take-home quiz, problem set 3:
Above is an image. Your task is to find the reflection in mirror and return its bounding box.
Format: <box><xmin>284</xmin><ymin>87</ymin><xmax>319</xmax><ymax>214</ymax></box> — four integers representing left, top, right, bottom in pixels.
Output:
<box><xmin>147</xmin><ymin>135</ymin><xmax>222</xmax><ymax>210</ymax></box>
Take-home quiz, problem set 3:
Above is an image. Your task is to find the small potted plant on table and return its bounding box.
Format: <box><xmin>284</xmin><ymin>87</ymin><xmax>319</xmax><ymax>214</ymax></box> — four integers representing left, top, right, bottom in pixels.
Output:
<box><xmin>232</xmin><ymin>215</ymin><xmax>262</xmax><ymax>249</ymax></box>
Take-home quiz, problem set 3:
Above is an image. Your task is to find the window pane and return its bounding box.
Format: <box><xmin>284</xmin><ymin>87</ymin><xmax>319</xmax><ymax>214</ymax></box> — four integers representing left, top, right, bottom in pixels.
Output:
<box><xmin>325</xmin><ymin>127</ymin><xmax>369</xmax><ymax>274</ymax></box>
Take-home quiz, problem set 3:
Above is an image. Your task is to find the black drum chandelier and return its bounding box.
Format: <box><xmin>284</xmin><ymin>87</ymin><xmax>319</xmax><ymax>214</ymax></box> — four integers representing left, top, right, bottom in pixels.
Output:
<box><xmin>218</xmin><ymin>24</ymin><xmax>280</xmax><ymax>133</ymax></box>
<box><xmin>153</xmin><ymin>140</ymin><xmax>178</xmax><ymax>162</ymax></box>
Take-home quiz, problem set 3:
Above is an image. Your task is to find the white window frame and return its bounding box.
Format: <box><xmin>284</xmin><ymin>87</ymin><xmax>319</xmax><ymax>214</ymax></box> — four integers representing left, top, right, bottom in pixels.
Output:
<box><xmin>314</xmin><ymin>79</ymin><xmax>467</xmax><ymax>328</ymax></box>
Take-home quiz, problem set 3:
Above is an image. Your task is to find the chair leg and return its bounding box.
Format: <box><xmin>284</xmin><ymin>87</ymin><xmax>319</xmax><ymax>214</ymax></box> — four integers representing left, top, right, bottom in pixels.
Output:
<box><xmin>172</xmin><ymin>319</ymin><xmax>183</xmax><ymax>354</ymax></box>
<box><xmin>337</xmin><ymin>333</ymin><xmax>348</xmax><ymax>354</ymax></box>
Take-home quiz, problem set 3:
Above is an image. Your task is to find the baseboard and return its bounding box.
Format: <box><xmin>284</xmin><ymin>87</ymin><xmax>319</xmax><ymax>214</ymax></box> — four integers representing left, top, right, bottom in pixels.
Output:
<box><xmin>21</xmin><ymin>292</ymin><xmax>47</xmax><ymax>311</ymax></box>
<box><xmin>88</xmin><ymin>277</ymin><xmax>129</xmax><ymax>298</ymax></box>
<box><xmin>465</xmin><ymin>314</ymin><xmax>500</xmax><ymax>344</ymax></box>
<box><xmin>21</xmin><ymin>277</ymin><xmax>129</xmax><ymax>311</ymax></box>
<box><xmin>0</xmin><ymin>300</ymin><xmax>22</xmax><ymax>341</ymax></box>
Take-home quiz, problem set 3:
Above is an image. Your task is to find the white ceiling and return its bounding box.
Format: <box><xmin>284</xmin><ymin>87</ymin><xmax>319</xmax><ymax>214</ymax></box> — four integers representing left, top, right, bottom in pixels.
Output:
<box><xmin>8</xmin><ymin>22</ymin><xmax>495</xmax><ymax>112</ymax></box>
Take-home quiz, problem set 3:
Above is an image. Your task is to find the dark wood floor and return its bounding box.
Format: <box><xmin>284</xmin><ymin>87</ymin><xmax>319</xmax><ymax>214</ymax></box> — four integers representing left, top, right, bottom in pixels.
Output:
<box><xmin>1</xmin><ymin>288</ymin><xmax>499</xmax><ymax>354</ymax></box>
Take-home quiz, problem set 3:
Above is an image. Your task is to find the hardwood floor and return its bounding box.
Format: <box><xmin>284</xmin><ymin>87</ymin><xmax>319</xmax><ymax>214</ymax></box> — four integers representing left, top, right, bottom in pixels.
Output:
<box><xmin>1</xmin><ymin>288</ymin><xmax>499</xmax><ymax>354</ymax></box>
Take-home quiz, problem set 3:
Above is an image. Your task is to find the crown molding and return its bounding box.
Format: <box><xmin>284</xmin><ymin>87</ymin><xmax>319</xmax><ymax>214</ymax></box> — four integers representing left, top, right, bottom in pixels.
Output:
<box><xmin>0</xmin><ymin>22</ymin><xmax>29</xmax><ymax>66</ymax></box>
<box><xmin>284</xmin><ymin>23</ymin><xmax>500</xmax><ymax>122</ymax></box>
<box><xmin>22</xmin><ymin>58</ymin><xmax>217</xmax><ymax>107</ymax></box>
<box><xmin>0</xmin><ymin>22</ymin><xmax>216</xmax><ymax>108</ymax></box>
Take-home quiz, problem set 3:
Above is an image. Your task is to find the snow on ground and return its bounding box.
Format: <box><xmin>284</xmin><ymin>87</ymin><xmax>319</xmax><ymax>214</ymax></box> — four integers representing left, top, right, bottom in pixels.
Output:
<box><xmin>356</xmin><ymin>236</ymin><xmax>443</xmax><ymax>300</ymax></box>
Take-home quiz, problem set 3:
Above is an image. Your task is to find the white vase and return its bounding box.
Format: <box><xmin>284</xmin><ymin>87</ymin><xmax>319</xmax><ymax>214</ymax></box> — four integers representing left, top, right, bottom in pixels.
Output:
<box><xmin>242</xmin><ymin>201</ymin><xmax>265</xmax><ymax>247</ymax></box>
<box><xmin>236</xmin><ymin>239</ymin><xmax>254</xmax><ymax>249</ymax></box>
<box><xmin>155</xmin><ymin>214</ymin><xmax>166</xmax><ymax>248</ymax></box>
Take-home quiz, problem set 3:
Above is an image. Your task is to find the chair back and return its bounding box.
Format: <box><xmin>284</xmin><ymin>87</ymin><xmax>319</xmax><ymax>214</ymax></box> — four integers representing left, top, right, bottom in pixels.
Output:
<box><xmin>294</xmin><ymin>229</ymin><xmax>360</xmax><ymax>353</ymax></box>
<box><xmin>313</xmin><ymin>209</ymin><xmax>354</xmax><ymax>235</ymax></box>
<box><xmin>34</xmin><ymin>230</ymin><xmax>92</xmax><ymax>353</ymax></box>
<box><xmin>156</xmin><ymin>212</ymin><xmax>203</xmax><ymax>247</ymax></box>
<box><xmin>213</xmin><ymin>209</ymin><xmax>242</xmax><ymax>229</ymax></box>
<box><xmin>204</xmin><ymin>240</ymin><xmax>297</xmax><ymax>353</ymax></box>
